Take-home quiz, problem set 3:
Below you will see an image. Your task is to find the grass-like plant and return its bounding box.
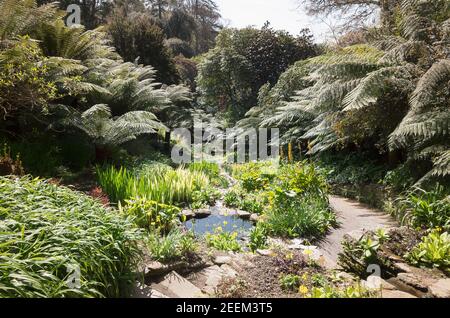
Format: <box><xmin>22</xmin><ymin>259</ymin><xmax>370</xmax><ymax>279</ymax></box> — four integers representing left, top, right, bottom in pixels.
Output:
<box><xmin>96</xmin><ymin>164</ymin><xmax>210</xmax><ymax>206</ymax></box>
<box><xmin>0</xmin><ymin>176</ymin><xmax>142</xmax><ymax>298</ymax></box>
<box><xmin>265</xmin><ymin>195</ymin><xmax>336</xmax><ymax>239</ymax></box>
<box><xmin>146</xmin><ymin>229</ymin><xmax>199</xmax><ymax>263</ymax></box>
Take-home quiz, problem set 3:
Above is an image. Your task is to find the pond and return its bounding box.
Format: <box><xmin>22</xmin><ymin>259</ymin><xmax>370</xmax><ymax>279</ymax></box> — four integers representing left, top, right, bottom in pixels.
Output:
<box><xmin>185</xmin><ymin>214</ymin><xmax>254</xmax><ymax>239</ymax></box>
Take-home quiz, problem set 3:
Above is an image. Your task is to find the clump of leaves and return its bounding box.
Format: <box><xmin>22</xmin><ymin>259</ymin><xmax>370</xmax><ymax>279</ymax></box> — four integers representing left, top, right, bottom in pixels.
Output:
<box><xmin>146</xmin><ymin>229</ymin><xmax>198</xmax><ymax>263</ymax></box>
<box><xmin>248</xmin><ymin>224</ymin><xmax>269</xmax><ymax>252</ymax></box>
<box><xmin>338</xmin><ymin>229</ymin><xmax>391</xmax><ymax>278</ymax></box>
<box><xmin>406</xmin><ymin>229</ymin><xmax>450</xmax><ymax>273</ymax></box>
<box><xmin>119</xmin><ymin>197</ymin><xmax>181</xmax><ymax>233</ymax></box>
<box><xmin>205</xmin><ymin>227</ymin><xmax>242</xmax><ymax>252</ymax></box>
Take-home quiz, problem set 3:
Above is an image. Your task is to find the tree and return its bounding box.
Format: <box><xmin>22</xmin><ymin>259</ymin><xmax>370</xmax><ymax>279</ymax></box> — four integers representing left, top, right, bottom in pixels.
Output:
<box><xmin>244</xmin><ymin>0</ymin><xmax>450</xmax><ymax>183</ymax></box>
<box><xmin>107</xmin><ymin>8</ymin><xmax>179</xmax><ymax>84</ymax></box>
<box><xmin>60</xmin><ymin>104</ymin><xmax>167</xmax><ymax>161</ymax></box>
<box><xmin>197</xmin><ymin>26</ymin><xmax>318</xmax><ymax>124</ymax></box>
<box><xmin>299</xmin><ymin>0</ymin><xmax>401</xmax><ymax>30</ymax></box>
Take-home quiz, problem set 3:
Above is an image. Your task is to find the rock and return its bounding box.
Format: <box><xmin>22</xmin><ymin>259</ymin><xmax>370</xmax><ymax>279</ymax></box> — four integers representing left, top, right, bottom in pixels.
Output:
<box><xmin>256</xmin><ymin>249</ymin><xmax>273</xmax><ymax>257</ymax></box>
<box><xmin>151</xmin><ymin>271</ymin><xmax>205</xmax><ymax>298</ymax></box>
<box><xmin>335</xmin><ymin>271</ymin><xmax>357</xmax><ymax>282</ymax></box>
<box><xmin>131</xmin><ymin>282</ymin><xmax>153</xmax><ymax>298</ymax></box>
<box><xmin>397</xmin><ymin>273</ymin><xmax>430</xmax><ymax>293</ymax></box>
<box><xmin>381</xmin><ymin>290</ymin><xmax>417</xmax><ymax>298</ymax></box>
<box><xmin>193</xmin><ymin>265</ymin><xmax>229</xmax><ymax>295</ymax></box>
<box><xmin>236</xmin><ymin>210</ymin><xmax>251</xmax><ymax>219</ymax></box>
<box><xmin>194</xmin><ymin>209</ymin><xmax>211</xmax><ymax>219</ymax></box>
<box><xmin>181</xmin><ymin>210</ymin><xmax>195</xmax><ymax>221</ymax></box>
<box><xmin>393</xmin><ymin>262</ymin><xmax>415</xmax><ymax>273</ymax></box>
<box><xmin>250</xmin><ymin>214</ymin><xmax>259</xmax><ymax>223</ymax></box>
<box><xmin>145</xmin><ymin>261</ymin><xmax>168</xmax><ymax>277</ymax></box>
<box><xmin>287</xmin><ymin>239</ymin><xmax>307</xmax><ymax>250</ymax></box>
<box><xmin>220</xmin><ymin>264</ymin><xmax>238</xmax><ymax>278</ymax></box>
<box><xmin>213</xmin><ymin>255</ymin><xmax>233</xmax><ymax>265</ymax></box>
<box><xmin>150</xmin><ymin>290</ymin><xmax>170</xmax><ymax>298</ymax></box>
<box><xmin>429</xmin><ymin>279</ymin><xmax>450</xmax><ymax>298</ymax></box>
<box><xmin>362</xmin><ymin>278</ymin><xmax>396</xmax><ymax>291</ymax></box>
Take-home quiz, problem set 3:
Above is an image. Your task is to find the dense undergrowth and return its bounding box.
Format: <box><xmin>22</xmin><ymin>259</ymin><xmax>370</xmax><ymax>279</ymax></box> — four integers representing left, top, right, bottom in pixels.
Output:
<box><xmin>0</xmin><ymin>176</ymin><xmax>141</xmax><ymax>298</ymax></box>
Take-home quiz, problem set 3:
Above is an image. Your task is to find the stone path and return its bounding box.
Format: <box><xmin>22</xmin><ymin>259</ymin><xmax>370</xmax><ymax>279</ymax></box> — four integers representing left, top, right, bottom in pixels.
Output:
<box><xmin>319</xmin><ymin>195</ymin><xmax>397</xmax><ymax>268</ymax></box>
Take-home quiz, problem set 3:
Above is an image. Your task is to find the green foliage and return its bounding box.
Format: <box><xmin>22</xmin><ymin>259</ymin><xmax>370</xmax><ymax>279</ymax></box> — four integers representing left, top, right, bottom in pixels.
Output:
<box><xmin>248</xmin><ymin>224</ymin><xmax>268</xmax><ymax>252</ymax></box>
<box><xmin>406</xmin><ymin>229</ymin><xmax>450</xmax><ymax>272</ymax></box>
<box><xmin>0</xmin><ymin>176</ymin><xmax>142</xmax><ymax>298</ymax></box>
<box><xmin>191</xmin><ymin>187</ymin><xmax>221</xmax><ymax>209</ymax></box>
<box><xmin>399</xmin><ymin>185</ymin><xmax>450</xmax><ymax>230</ymax></box>
<box><xmin>97</xmin><ymin>164</ymin><xmax>210</xmax><ymax>206</ymax></box>
<box><xmin>119</xmin><ymin>197</ymin><xmax>181</xmax><ymax>232</ymax></box>
<box><xmin>382</xmin><ymin>163</ymin><xmax>416</xmax><ymax>191</ymax></box>
<box><xmin>107</xmin><ymin>10</ymin><xmax>179</xmax><ymax>84</ymax></box>
<box><xmin>205</xmin><ymin>227</ymin><xmax>242</xmax><ymax>252</ymax></box>
<box><xmin>279</xmin><ymin>274</ymin><xmax>301</xmax><ymax>291</ymax></box>
<box><xmin>0</xmin><ymin>37</ymin><xmax>57</xmax><ymax>119</ymax></box>
<box><xmin>197</xmin><ymin>26</ymin><xmax>318</xmax><ymax>124</ymax></box>
<box><xmin>309</xmin><ymin>284</ymin><xmax>374</xmax><ymax>298</ymax></box>
<box><xmin>239</xmin><ymin>0</ymin><xmax>450</xmax><ymax>183</ymax></box>
<box><xmin>317</xmin><ymin>153</ymin><xmax>389</xmax><ymax>185</ymax></box>
<box><xmin>338</xmin><ymin>229</ymin><xmax>390</xmax><ymax>278</ymax></box>
<box><xmin>265</xmin><ymin>195</ymin><xmax>336</xmax><ymax>239</ymax></box>
<box><xmin>146</xmin><ymin>229</ymin><xmax>198</xmax><ymax>263</ymax></box>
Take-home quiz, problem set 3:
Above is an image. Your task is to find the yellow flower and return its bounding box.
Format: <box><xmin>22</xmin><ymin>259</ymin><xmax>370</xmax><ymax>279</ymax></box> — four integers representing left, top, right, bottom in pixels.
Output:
<box><xmin>285</xmin><ymin>252</ymin><xmax>294</xmax><ymax>260</ymax></box>
<box><xmin>301</xmin><ymin>273</ymin><xmax>308</xmax><ymax>281</ymax></box>
<box><xmin>303</xmin><ymin>249</ymin><xmax>313</xmax><ymax>256</ymax></box>
<box><xmin>223</xmin><ymin>221</ymin><xmax>228</xmax><ymax>226</ymax></box>
<box><xmin>298</xmin><ymin>285</ymin><xmax>309</xmax><ymax>295</ymax></box>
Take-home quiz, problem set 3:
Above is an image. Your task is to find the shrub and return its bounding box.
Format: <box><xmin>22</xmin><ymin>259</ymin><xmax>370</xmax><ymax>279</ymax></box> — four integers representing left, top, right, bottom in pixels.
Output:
<box><xmin>0</xmin><ymin>176</ymin><xmax>142</xmax><ymax>298</ymax></box>
<box><xmin>146</xmin><ymin>229</ymin><xmax>198</xmax><ymax>263</ymax></box>
<box><xmin>119</xmin><ymin>197</ymin><xmax>181</xmax><ymax>233</ymax></box>
<box><xmin>338</xmin><ymin>229</ymin><xmax>391</xmax><ymax>278</ymax></box>
<box><xmin>205</xmin><ymin>228</ymin><xmax>242</xmax><ymax>252</ymax></box>
<box><xmin>191</xmin><ymin>188</ymin><xmax>221</xmax><ymax>209</ymax></box>
<box><xmin>265</xmin><ymin>195</ymin><xmax>336</xmax><ymax>239</ymax></box>
<box><xmin>400</xmin><ymin>186</ymin><xmax>450</xmax><ymax>231</ymax></box>
<box><xmin>406</xmin><ymin>230</ymin><xmax>450</xmax><ymax>272</ymax></box>
<box><xmin>248</xmin><ymin>224</ymin><xmax>268</xmax><ymax>252</ymax></box>
<box><xmin>279</xmin><ymin>274</ymin><xmax>301</xmax><ymax>291</ymax></box>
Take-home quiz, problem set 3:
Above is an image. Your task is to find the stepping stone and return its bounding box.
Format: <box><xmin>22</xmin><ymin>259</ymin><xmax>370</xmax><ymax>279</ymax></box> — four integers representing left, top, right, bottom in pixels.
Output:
<box><xmin>195</xmin><ymin>209</ymin><xmax>211</xmax><ymax>219</ymax></box>
<box><xmin>250</xmin><ymin>214</ymin><xmax>259</xmax><ymax>223</ymax></box>
<box><xmin>151</xmin><ymin>271</ymin><xmax>205</xmax><ymax>298</ymax></box>
<box><xmin>429</xmin><ymin>279</ymin><xmax>450</xmax><ymax>298</ymax></box>
<box><xmin>132</xmin><ymin>282</ymin><xmax>169</xmax><ymax>298</ymax></box>
<box><xmin>236</xmin><ymin>210</ymin><xmax>251</xmax><ymax>219</ymax></box>
<box><xmin>181</xmin><ymin>210</ymin><xmax>195</xmax><ymax>221</ymax></box>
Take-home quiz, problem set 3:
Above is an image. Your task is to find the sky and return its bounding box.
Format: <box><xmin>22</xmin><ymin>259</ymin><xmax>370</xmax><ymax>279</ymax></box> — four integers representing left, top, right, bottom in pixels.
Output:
<box><xmin>214</xmin><ymin>0</ymin><xmax>333</xmax><ymax>42</ymax></box>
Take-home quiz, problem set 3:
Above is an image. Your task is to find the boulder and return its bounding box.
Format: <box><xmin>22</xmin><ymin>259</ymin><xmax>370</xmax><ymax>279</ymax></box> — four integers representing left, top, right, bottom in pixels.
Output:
<box><xmin>236</xmin><ymin>210</ymin><xmax>251</xmax><ymax>219</ymax></box>
<box><xmin>393</xmin><ymin>262</ymin><xmax>415</xmax><ymax>273</ymax></box>
<box><xmin>181</xmin><ymin>210</ymin><xmax>195</xmax><ymax>221</ymax></box>
<box><xmin>429</xmin><ymin>279</ymin><xmax>450</xmax><ymax>298</ymax></box>
<box><xmin>396</xmin><ymin>272</ymin><xmax>431</xmax><ymax>293</ymax></box>
<box><xmin>213</xmin><ymin>255</ymin><xmax>233</xmax><ymax>266</ymax></box>
<box><xmin>151</xmin><ymin>271</ymin><xmax>205</xmax><ymax>298</ymax></box>
<box><xmin>145</xmin><ymin>261</ymin><xmax>168</xmax><ymax>277</ymax></box>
